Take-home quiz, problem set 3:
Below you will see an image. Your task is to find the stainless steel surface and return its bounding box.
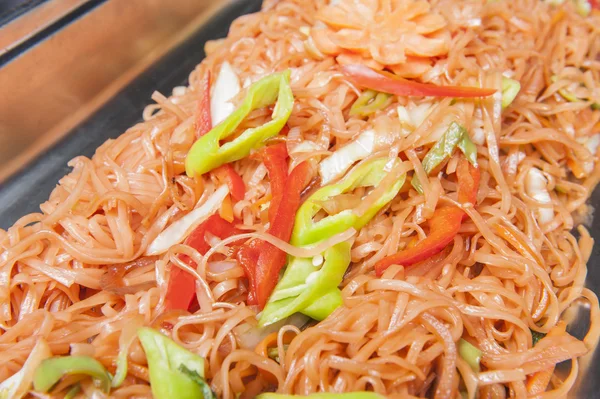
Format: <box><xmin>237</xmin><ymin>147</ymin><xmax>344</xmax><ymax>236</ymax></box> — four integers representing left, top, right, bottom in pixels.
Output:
<box><xmin>0</xmin><ymin>0</ymin><xmax>90</xmax><ymax>55</ymax></box>
<box><xmin>0</xmin><ymin>0</ymin><xmax>227</xmax><ymax>182</ymax></box>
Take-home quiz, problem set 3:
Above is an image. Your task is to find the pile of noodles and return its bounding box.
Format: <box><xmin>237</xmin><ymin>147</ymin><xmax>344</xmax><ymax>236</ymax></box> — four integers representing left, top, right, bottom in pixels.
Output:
<box><xmin>1</xmin><ymin>0</ymin><xmax>600</xmax><ymax>397</ymax></box>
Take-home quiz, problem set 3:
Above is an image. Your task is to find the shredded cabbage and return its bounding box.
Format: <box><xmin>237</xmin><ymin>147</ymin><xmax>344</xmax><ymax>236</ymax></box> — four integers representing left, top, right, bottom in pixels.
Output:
<box><xmin>146</xmin><ymin>185</ymin><xmax>229</xmax><ymax>255</ymax></box>
<box><xmin>211</xmin><ymin>61</ymin><xmax>241</xmax><ymax>126</ymax></box>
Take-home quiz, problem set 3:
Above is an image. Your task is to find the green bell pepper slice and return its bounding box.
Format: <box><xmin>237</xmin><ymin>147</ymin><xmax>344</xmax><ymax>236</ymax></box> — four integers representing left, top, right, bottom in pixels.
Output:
<box><xmin>501</xmin><ymin>77</ymin><xmax>520</xmax><ymax>109</ymax></box>
<box><xmin>138</xmin><ymin>327</ymin><xmax>213</xmax><ymax>399</ymax></box>
<box><xmin>412</xmin><ymin>122</ymin><xmax>477</xmax><ymax>193</ymax></box>
<box><xmin>260</xmin><ymin>241</ymin><xmax>351</xmax><ymax>327</ymax></box>
<box><xmin>292</xmin><ymin>158</ymin><xmax>406</xmax><ymax>247</ymax></box>
<box><xmin>350</xmin><ymin>89</ymin><xmax>392</xmax><ymax>117</ymax></box>
<box><xmin>260</xmin><ymin>158</ymin><xmax>406</xmax><ymax>327</ymax></box>
<box><xmin>256</xmin><ymin>392</ymin><xmax>385</xmax><ymax>399</ymax></box>
<box><xmin>33</xmin><ymin>356</ymin><xmax>112</xmax><ymax>393</ymax></box>
<box><xmin>64</xmin><ymin>384</ymin><xmax>81</xmax><ymax>399</ymax></box>
<box><xmin>185</xmin><ymin>70</ymin><xmax>293</xmax><ymax>177</ymax></box>
<box><xmin>458</xmin><ymin>338</ymin><xmax>482</xmax><ymax>373</ymax></box>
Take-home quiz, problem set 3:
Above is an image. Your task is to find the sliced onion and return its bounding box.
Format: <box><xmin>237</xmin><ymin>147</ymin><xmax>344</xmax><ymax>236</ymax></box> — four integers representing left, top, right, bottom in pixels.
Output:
<box><xmin>316</xmin><ymin>193</ymin><xmax>363</xmax><ymax>215</ymax></box>
<box><xmin>579</xmin><ymin>134</ymin><xmax>600</xmax><ymax>173</ymax></box>
<box><xmin>319</xmin><ymin>129</ymin><xmax>376</xmax><ymax>184</ymax></box>
<box><xmin>525</xmin><ymin>167</ymin><xmax>554</xmax><ymax>225</ymax></box>
<box><xmin>146</xmin><ymin>185</ymin><xmax>229</xmax><ymax>255</ymax></box>
<box><xmin>211</xmin><ymin>61</ymin><xmax>241</xmax><ymax>126</ymax></box>
<box><xmin>0</xmin><ymin>339</ymin><xmax>51</xmax><ymax>399</ymax></box>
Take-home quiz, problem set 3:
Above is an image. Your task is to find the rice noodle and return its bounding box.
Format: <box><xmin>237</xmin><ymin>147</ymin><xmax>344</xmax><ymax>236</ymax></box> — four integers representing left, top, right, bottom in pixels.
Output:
<box><xmin>0</xmin><ymin>0</ymin><xmax>599</xmax><ymax>398</ymax></box>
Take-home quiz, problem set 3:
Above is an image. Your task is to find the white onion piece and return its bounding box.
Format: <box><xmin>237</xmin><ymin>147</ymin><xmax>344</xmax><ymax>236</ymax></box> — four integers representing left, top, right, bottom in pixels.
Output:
<box><xmin>397</xmin><ymin>106</ymin><xmax>413</xmax><ymax>131</ymax></box>
<box><xmin>0</xmin><ymin>339</ymin><xmax>51</xmax><ymax>399</ymax></box>
<box><xmin>579</xmin><ymin>134</ymin><xmax>600</xmax><ymax>173</ymax></box>
<box><xmin>410</xmin><ymin>102</ymin><xmax>433</xmax><ymax>127</ymax></box>
<box><xmin>319</xmin><ymin>129</ymin><xmax>376</xmax><ymax>184</ymax></box>
<box><xmin>146</xmin><ymin>185</ymin><xmax>229</xmax><ymax>255</ymax></box>
<box><xmin>211</xmin><ymin>61</ymin><xmax>241</xmax><ymax>126</ymax></box>
<box><xmin>525</xmin><ymin>167</ymin><xmax>554</xmax><ymax>225</ymax></box>
<box><xmin>471</xmin><ymin>107</ymin><xmax>486</xmax><ymax>145</ymax></box>
<box><xmin>170</xmin><ymin>115</ymin><xmax>194</xmax><ymax>145</ymax></box>
<box><xmin>234</xmin><ymin>313</ymin><xmax>309</xmax><ymax>350</ymax></box>
<box><xmin>291</xmin><ymin>141</ymin><xmax>321</xmax><ymax>154</ymax></box>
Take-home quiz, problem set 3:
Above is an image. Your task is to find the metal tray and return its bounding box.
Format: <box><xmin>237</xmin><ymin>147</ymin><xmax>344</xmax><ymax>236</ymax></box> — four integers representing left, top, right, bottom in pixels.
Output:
<box><xmin>0</xmin><ymin>0</ymin><xmax>598</xmax><ymax>397</ymax></box>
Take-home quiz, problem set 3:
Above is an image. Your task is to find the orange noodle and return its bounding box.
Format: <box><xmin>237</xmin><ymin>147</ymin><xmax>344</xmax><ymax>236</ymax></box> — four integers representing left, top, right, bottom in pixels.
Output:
<box><xmin>1</xmin><ymin>0</ymin><xmax>600</xmax><ymax>398</ymax></box>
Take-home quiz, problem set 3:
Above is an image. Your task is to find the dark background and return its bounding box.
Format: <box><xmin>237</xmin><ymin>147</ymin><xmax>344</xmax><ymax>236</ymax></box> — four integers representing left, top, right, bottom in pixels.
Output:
<box><xmin>0</xmin><ymin>0</ymin><xmax>48</xmax><ymax>26</ymax></box>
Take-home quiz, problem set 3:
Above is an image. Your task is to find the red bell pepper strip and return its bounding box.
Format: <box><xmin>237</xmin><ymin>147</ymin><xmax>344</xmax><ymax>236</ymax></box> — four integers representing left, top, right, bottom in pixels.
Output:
<box><xmin>254</xmin><ymin>160</ymin><xmax>312</xmax><ymax>308</ymax></box>
<box><xmin>238</xmin><ymin>148</ymin><xmax>312</xmax><ymax>308</ymax></box>
<box><xmin>592</xmin><ymin>0</ymin><xmax>599</xmax><ymax>10</ymax></box>
<box><xmin>236</xmin><ymin>241</ymin><xmax>261</xmax><ymax>305</ymax></box>
<box><xmin>212</xmin><ymin>164</ymin><xmax>246</xmax><ymax>201</ymax></box>
<box><xmin>342</xmin><ymin>64</ymin><xmax>496</xmax><ymax>98</ymax></box>
<box><xmin>375</xmin><ymin>158</ymin><xmax>480</xmax><ymax>276</ymax></box>
<box><xmin>165</xmin><ymin>214</ymin><xmax>242</xmax><ymax>311</ymax></box>
<box><xmin>261</xmin><ymin>143</ymin><xmax>289</xmax><ymax>221</ymax></box>
<box><xmin>195</xmin><ymin>71</ymin><xmax>212</xmax><ymax>138</ymax></box>
<box><xmin>239</xmin><ymin>143</ymin><xmax>291</xmax><ymax>304</ymax></box>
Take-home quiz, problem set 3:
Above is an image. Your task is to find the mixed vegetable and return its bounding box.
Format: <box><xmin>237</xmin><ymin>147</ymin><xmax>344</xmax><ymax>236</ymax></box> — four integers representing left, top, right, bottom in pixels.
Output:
<box><xmin>238</xmin><ymin>145</ymin><xmax>313</xmax><ymax>308</ymax></box>
<box><xmin>185</xmin><ymin>70</ymin><xmax>293</xmax><ymax>177</ymax></box>
<box><xmin>260</xmin><ymin>158</ymin><xmax>406</xmax><ymax>325</ymax></box>
<box><xmin>13</xmin><ymin>60</ymin><xmax>509</xmax><ymax>396</ymax></box>
<box><xmin>375</xmin><ymin>158</ymin><xmax>480</xmax><ymax>275</ymax></box>
<box><xmin>411</xmin><ymin>121</ymin><xmax>477</xmax><ymax>193</ymax></box>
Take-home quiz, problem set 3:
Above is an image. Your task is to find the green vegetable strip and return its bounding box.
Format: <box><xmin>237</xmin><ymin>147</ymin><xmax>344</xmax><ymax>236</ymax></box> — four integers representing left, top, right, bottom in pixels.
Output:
<box><xmin>458</xmin><ymin>338</ymin><xmax>482</xmax><ymax>373</ymax></box>
<box><xmin>350</xmin><ymin>89</ymin><xmax>392</xmax><ymax>117</ymax></box>
<box><xmin>256</xmin><ymin>393</ymin><xmax>386</xmax><ymax>399</ymax></box>
<box><xmin>185</xmin><ymin>70</ymin><xmax>293</xmax><ymax>177</ymax></box>
<box><xmin>292</xmin><ymin>158</ymin><xmax>406</xmax><ymax>247</ymax></box>
<box><xmin>501</xmin><ymin>77</ymin><xmax>520</xmax><ymax>109</ymax></box>
<box><xmin>458</xmin><ymin>134</ymin><xmax>478</xmax><ymax>166</ymax></box>
<box><xmin>301</xmin><ymin>288</ymin><xmax>344</xmax><ymax>320</ymax></box>
<box><xmin>260</xmin><ymin>158</ymin><xmax>406</xmax><ymax>327</ymax></box>
<box><xmin>178</xmin><ymin>365</ymin><xmax>216</xmax><ymax>399</ymax></box>
<box><xmin>412</xmin><ymin>122</ymin><xmax>477</xmax><ymax>194</ymax></box>
<box><xmin>260</xmin><ymin>241</ymin><xmax>352</xmax><ymax>327</ymax></box>
<box><xmin>32</xmin><ymin>356</ymin><xmax>112</xmax><ymax>393</ymax></box>
<box><xmin>138</xmin><ymin>327</ymin><xmax>209</xmax><ymax>399</ymax></box>
<box><xmin>64</xmin><ymin>384</ymin><xmax>81</xmax><ymax>399</ymax></box>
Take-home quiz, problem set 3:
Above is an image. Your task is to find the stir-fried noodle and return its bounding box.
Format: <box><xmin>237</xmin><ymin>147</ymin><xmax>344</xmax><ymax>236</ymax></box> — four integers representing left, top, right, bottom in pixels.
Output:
<box><xmin>1</xmin><ymin>0</ymin><xmax>600</xmax><ymax>398</ymax></box>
